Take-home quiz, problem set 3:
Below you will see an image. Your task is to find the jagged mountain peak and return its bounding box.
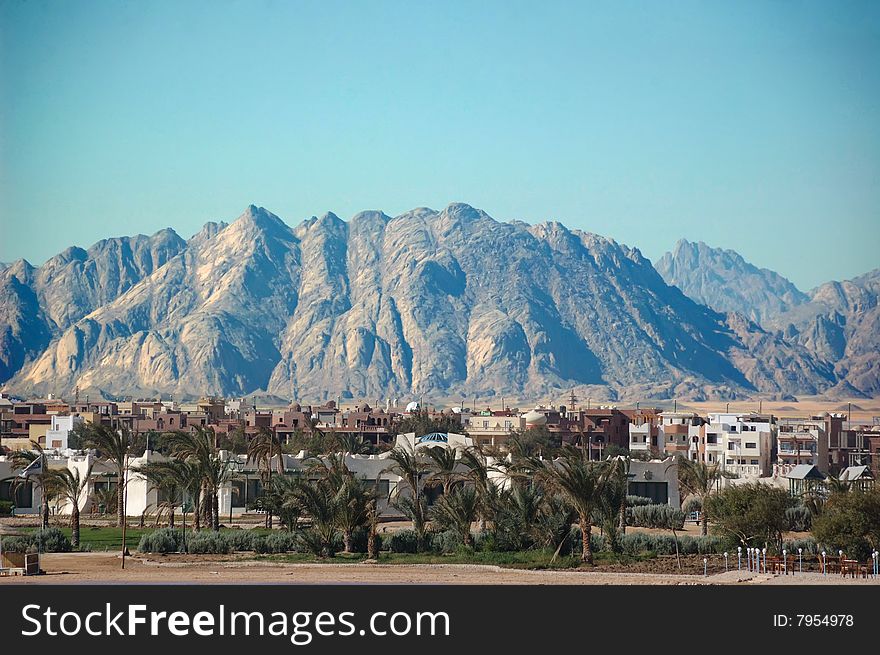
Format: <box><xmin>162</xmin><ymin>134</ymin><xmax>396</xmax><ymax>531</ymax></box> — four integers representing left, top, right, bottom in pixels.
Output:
<box><xmin>656</xmin><ymin>238</ymin><xmax>808</xmax><ymax>324</ymax></box>
<box><xmin>0</xmin><ymin>203</ymin><xmax>865</xmax><ymax>400</ymax></box>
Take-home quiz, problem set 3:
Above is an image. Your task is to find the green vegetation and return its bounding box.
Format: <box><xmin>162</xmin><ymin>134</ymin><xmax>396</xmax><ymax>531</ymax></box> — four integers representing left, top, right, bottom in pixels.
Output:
<box><xmin>812</xmin><ymin>488</ymin><xmax>880</xmax><ymax>560</ymax></box>
<box><xmin>705</xmin><ymin>483</ymin><xmax>793</xmax><ymax>552</ymax></box>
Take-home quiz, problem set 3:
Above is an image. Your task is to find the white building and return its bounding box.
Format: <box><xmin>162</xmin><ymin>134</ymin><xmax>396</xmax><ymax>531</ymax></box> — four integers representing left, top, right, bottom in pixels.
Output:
<box><xmin>704</xmin><ymin>412</ymin><xmax>774</xmax><ymax>478</ymax></box>
<box><xmin>44</xmin><ymin>415</ymin><xmax>84</xmax><ymax>453</ymax></box>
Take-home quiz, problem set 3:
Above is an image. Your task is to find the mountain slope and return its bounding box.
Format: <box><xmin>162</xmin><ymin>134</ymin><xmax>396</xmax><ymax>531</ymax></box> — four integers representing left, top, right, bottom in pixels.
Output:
<box><xmin>766</xmin><ymin>270</ymin><xmax>880</xmax><ymax>397</ymax></box>
<box><xmin>0</xmin><ymin>228</ymin><xmax>186</xmax><ymax>383</ymax></box>
<box><xmin>2</xmin><ymin>204</ymin><xmax>842</xmax><ymax>400</ymax></box>
<box><xmin>655</xmin><ymin>239</ymin><xmax>808</xmax><ymax>324</ymax></box>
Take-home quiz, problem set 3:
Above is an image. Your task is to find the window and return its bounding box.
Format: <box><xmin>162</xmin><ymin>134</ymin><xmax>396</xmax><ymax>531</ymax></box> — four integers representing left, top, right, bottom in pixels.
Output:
<box><xmin>707</xmin><ymin>433</ymin><xmax>717</xmax><ymax>444</ymax></box>
<box><xmin>746</xmin><ymin>442</ymin><xmax>756</xmax><ymax>449</ymax></box>
<box><xmin>751</xmin><ymin>459</ymin><xmax>759</xmax><ymax>465</ymax></box>
<box><xmin>728</xmin><ymin>443</ymin><xmax>737</xmax><ymax>450</ymax></box>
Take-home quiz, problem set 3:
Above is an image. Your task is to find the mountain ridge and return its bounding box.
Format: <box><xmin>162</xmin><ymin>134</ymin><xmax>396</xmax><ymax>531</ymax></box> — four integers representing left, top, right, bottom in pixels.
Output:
<box><xmin>0</xmin><ymin>204</ymin><xmax>867</xmax><ymax>401</ymax></box>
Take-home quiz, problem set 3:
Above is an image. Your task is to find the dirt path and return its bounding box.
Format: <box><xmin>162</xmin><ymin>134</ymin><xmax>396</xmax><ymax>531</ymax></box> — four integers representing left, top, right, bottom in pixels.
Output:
<box><xmin>2</xmin><ymin>552</ymin><xmax>877</xmax><ymax>585</ymax></box>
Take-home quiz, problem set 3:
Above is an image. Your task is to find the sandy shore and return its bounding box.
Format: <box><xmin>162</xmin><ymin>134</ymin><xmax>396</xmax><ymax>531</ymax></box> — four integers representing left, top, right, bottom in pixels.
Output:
<box><xmin>2</xmin><ymin>552</ymin><xmax>877</xmax><ymax>585</ymax></box>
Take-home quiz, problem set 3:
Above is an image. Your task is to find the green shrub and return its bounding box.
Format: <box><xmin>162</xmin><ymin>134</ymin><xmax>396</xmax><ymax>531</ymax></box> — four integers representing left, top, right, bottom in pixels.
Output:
<box><xmin>618</xmin><ymin>532</ymin><xmax>728</xmax><ymax>556</ymax></box>
<box><xmin>431</xmin><ymin>529</ymin><xmax>464</xmax><ymax>554</ymax></box>
<box><xmin>630</xmin><ymin>504</ymin><xmax>686</xmax><ymax>529</ymax></box>
<box><xmin>297</xmin><ymin>528</ymin><xmax>341</xmax><ymax>557</ymax></box>
<box><xmin>785</xmin><ymin>505</ymin><xmax>812</xmax><ymax>532</ymax></box>
<box><xmin>34</xmin><ymin>527</ymin><xmax>72</xmax><ymax>553</ymax></box>
<box><xmin>264</xmin><ymin>532</ymin><xmax>300</xmax><ymax>553</ymax></box>
<box><xmin>137</xmin><ymin>528</ymin><xmax>182</xmax><ymax>554</ymax></box>
<box><xmin>626</xmin><ymin>495</ymin><xmax>654</xmax><ymax>507</ymax></box>
<box><xmin>186</xmin><ymin>531</ymin><xmax>233</xmax><ymax>554</ymax></box>
<box><xmin>388</xmin><ymin>529</ymin><xmax>420</xmax><ymax>553</ymax></box>
<box><xmin>783</xmin><ymin>537</ymin><xmax>819</xmax><ymax>556</ymax></box>
<box><xmin>0</xmin><ymin>535</ymin><xmax>33</xmax><ymax>553</ymax></box>
<box><xmin>0</xmin><ymin>500</ymin><xmax>13</xmax><ymax>516</ymax></box>
<box><xmin>348</xmin><ymin>526</ymin><xmax>380</xmax><ymax>554</ymax></box>
<box><xmin>225</xmin><ymin>530</ymin><xmax>260</xmax><ymax>552</ymax></box>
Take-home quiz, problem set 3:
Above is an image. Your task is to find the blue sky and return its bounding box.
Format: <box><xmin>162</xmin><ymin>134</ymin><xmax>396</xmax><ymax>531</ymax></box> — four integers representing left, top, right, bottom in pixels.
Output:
<box><xmin>1</xmin><ymin>0</ymin><xmax>878</xmax><ymax>290</ymax></box>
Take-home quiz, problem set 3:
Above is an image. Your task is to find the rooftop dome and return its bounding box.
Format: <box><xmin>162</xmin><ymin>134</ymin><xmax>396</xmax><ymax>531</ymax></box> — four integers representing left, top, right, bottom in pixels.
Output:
<box><xmin>523</xmin><ymin>409</ymin><xmax>547</xmax><ymax>426</ymax></box>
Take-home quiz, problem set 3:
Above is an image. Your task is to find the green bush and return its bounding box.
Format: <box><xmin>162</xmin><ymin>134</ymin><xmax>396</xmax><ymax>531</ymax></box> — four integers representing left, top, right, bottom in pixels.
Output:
<box><xmin>785</xmin><ymin>505</ymin><xmax>812</xmax><ymax>532</ymax></box>
<box><xmin>0</xmin><ymin>500</ymin><xmax>13</xmax><ymax>516</ymax></box>
<box><xmin>264</xmin><ymin>532</ymin><xmax>300</xmax><ymax>553</ymax></box>
<box><xmin>626</xmin><ymin>495</ymin><xmax>654</xmax><ymax>507</ymax></box>
<box><xmin>783</xmin><ymin>537</ymin><xmax>819</xmax><ymax>556</ymax></box>
<box><xmin>137</xmin><ymin>528</ymin><xmax>182</xmax><ymax>554</ymax></box>
<box><xmin>348</xmin><ymin>526</ymin><xmax>381</xmax><ymax>554</ymax></box>
<box><xmin>225</xmin><ymin>530</ymin><xmax>261</xmax><ymax>552</ymax></box>
<box><xmin>1</xmin><ymin>527</ymin><xmax>72</xmax><ymax>553</ymax></box>
<box><xmin>388</xmin><ymin>529</ymin><xmax>420</xmax><ymax>553</ymax></box>
<box><xmin>431</xmin><ymin>529</ymin><xmax>465</xmax><ymax>554</ymax></box>
<box><xmin>630</xmin><ymin>504</ymin><xmax>686</xmax><ymax>529</ymax></box>
<box><xmin>0</xmin><ymin>535</ymin><xmax>34</xmax><ymax>553</ymax></box>
<box><xmin>617</xmin><ymin>532</ymin><xmax>728</xmax><ymax>556</ymax></box>
<box><xmin>297</xmin><ymin>528</ymin><xmax>341</xmax><ymax>557</ymax></box>
<box><xmin>35</xmin><ymin>527</ymin><xmax>72</xmax><ymax>553</ymax></box>
<box><xmin>186</xmin><ymin>531</ymin><xmax>233</xmax><ymax>554</ymax></box>
<box><xmin>812</xmin><ymin>489</ymin><xmax>880</xmax><ymax>561</ymax></box>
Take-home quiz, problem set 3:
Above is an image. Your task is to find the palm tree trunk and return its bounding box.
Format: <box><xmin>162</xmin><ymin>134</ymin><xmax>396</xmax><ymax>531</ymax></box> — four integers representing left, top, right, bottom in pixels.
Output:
<box><xmin>117</xmin><ymin>466</ymin><xmax>125</xmax><ymax>528</ymax></box>
<box><xmin>169</xmin><ymin>507</ymin><xmax>175</xmax><ymax>529</ymax></box>
<box><xmin>212</xmin><ymin>492</ymin><xmax>220</xmax><ymax>531</ymax></box>
<box><xmin>203</xmin><ymin>483</ymin><xmax>212</xmax><ymax>527</ymax></box>
<box><xmin>368</xmin><ymin>522</ymin><xmax>378</xmax><ymax>559</ymax></box>
<box><xmin>343</xmin><ymin>529</ymin><xmax>353</xmax><ymax>553</ymax></box>
<box><xmin>71</xmin><ymin>506</ymin><xmax>80</xmax><ymax>549</ymax></box>
<box><xmin>580</xmin><ymin>514</ymin><xmax>594</xmax><ymax>565</ymax></box>
<box><xmin>41</xmin><ymin>490</ymin><xmax>50</xmax><ymax>529</ymax></box>
<box><xmin>193</xmin><ymin>493</ymin><xmax>201</xmax><ymax>531</ymax></box>
<box><xmin>266</xmin><ymin>467</ymin><xmax>273</xmax><ymax>529</ymax></box>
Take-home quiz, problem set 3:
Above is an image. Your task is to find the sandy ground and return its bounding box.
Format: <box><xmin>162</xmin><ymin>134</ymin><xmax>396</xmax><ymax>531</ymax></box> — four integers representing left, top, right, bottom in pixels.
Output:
<box><xmin>2</xmin><ymin>552</ymin><xmax>877</xmax><ymax>585</ymax></box>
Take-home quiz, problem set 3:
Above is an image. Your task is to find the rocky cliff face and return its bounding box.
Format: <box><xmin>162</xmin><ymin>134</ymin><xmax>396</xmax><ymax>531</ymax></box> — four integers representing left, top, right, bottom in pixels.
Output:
<box><xmin>657</xmin><ymin>239</ymin><xmax>878</xmax><ymax>398</ymax></box>
<box><xmin>765</xmin><ymin>270</ymin><xmax>880</xmax><ymax>397</ymax></box>
<box><xmin>0</xmin><ymin>229</ymin><xmax>186</xmax><ymax>383</ymax></box>
<box><xmin>655</xmin><ymin>239</ymin><xmax>809</xmax><ymax>324</ymax></box>
<box><xmin>0</xmin><ymin>204</ymin><xmax>849</xmax><ymax>401</ymax></box>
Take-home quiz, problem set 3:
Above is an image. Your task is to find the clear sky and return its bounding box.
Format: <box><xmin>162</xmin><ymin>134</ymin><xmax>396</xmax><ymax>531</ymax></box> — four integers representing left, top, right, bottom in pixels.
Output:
<box><xmin>1</xmin><ymin>0</ymin><xmax>878</xmax><ymax>290</ymax></box>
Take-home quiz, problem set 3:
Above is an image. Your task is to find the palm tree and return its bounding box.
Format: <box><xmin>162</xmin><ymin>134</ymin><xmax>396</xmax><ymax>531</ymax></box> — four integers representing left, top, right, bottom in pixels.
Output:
<box><xmin>247</xmin><ymin>427</ymin><xmax>285</xmax><ymax>528</ymax></box>
<box><xmin>44</xmin><ymin>465</ymin><xmax>92</xmax><ymax>549</ymax></box>
<box><xmin>290</xmin><ymin>477</ymin><xmax>338</xmax><ymax>557</ymax></box>
<box><xmin>460</xmin><ymin>447</ymin><xmax>497</xmax><ymax>531</ymax></box>
<box><xmin>676</xmin><ymin>458</ymin><xmax>723</xmax><ymax>536</ymax></box>
<box><xmin>824</xmin><ymin>471</ymin><xmax>853</xmax><ymax>495</ymax></box>
<box><xmin>425</xmin><ymin>445</ymin><xmax>460</xmax><ymax>496</ymax></box>
<box><xmin>163</xmin><ymin>427</ymin><xmax>220</xmax><ymax>530</ymax></box>
<box><xmin>431</xmin><ymin>486</ymin><xmax>480</xmax><ymax>549</ymax></box>
<box><xmin>82</xmin><ymin>424</ymin><xmax>137</xmax><ymax>527</ymax></box>
<box><xmin>529</xmin><ymin>446</ymin><xmax>607</xmax><ymax>564</ymax></box>
<box><xmin>134</xmin><ymin>460</ymin><xmax>192</xmax><ymax>529</ymax></box>
<box><xmin>605</xmin><ymin>456</ymin><xmax>632</xmax><ymax>534</ymax></box>
<box><xmin>335</xmin><ymin>475</ymin><xmax>373</xmax><ymax>553</ymax></box>
<box><xmin>307</xmin><ymin>453</ymin><xmax>374</xmax><ymax>552</ymax></box>
<box><xmin>384</xmin><ymin>443</ymin><xmax>431</xmax><ymax>549</ymax></box>
<box><xmin>333</xmin><ymin>433</ymin><xmax>371</xmax><ymax>456</ymax></box>
<box><xmin>10</xmin><ymin>445</ymin><xmax>53</xmax><ymax>528</ymax></box>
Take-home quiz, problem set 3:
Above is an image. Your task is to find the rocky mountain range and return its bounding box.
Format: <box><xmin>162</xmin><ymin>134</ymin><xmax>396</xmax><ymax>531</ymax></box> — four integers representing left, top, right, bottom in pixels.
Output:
<box><xmin>655</xmin><ymin>239</ymin><xmax>809</xmax><ymax>324</ymax></box>
<box><xmin>0</xmin><ymin>204</ymin><xmax>871</xmax><ymax>402</ymax></box>
<box><xmin>658</xmin><ymin>240</ymin><xmax>879</xmax><ymax>398</ymax></box>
